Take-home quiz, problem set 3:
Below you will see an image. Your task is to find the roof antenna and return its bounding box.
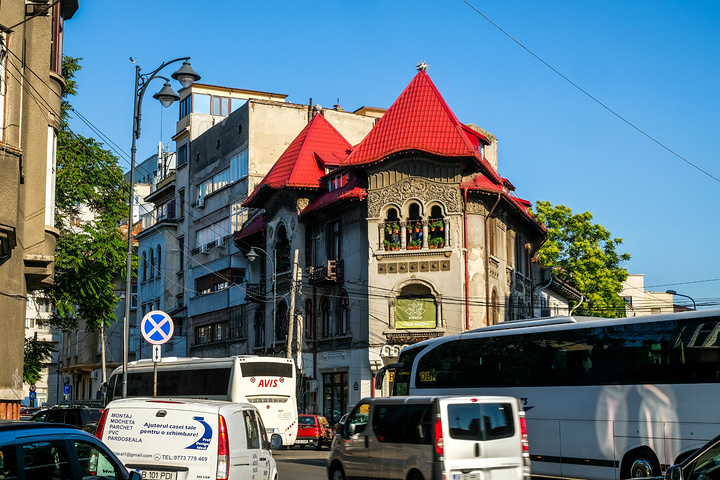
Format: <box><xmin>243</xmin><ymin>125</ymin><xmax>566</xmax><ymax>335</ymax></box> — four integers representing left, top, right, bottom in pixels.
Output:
<box><xmin>416</xmin><ymin>61</ymin><xmax>429</xmax><ymax>72</ymax></box>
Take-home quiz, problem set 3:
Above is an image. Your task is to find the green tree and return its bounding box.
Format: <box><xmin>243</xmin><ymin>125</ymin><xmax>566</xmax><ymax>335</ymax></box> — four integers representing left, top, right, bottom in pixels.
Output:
<box><xmin>24</xmin><ymin>335</ymin><xmax>54</xmax><ymax>385</ymax></box>
<box><xmin>534</xmin><ymin>201</ymin><xmax>630</xmax><ymax>318</ymax></box>
<box><xmin>47</xmin><ymin>56</ymin><xmax>130</xmax><ymax>332</ymax></box>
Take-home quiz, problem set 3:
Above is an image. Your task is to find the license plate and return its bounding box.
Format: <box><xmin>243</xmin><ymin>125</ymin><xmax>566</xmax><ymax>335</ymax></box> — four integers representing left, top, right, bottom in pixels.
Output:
<box><xmin>453</xmin><ymin>474</ymin><xmax>481</xmax><ymax>480</ymax></box>
<box><xmin>295</xmin><ymin>439</ymin><xmax>310</xmax><ymax>444</ymax></box>
<box><xmin>139</xmin><ymin>470</ymin><xmax>178</xmax><ymax>480</ymax></box>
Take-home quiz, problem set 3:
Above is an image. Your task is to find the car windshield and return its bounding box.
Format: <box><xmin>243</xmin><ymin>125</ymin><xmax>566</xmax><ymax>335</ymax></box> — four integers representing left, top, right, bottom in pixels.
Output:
<box><xmin>299</xmin><ymin>417</ymin><xmax>315</xmax><ymax>425</ymax></box>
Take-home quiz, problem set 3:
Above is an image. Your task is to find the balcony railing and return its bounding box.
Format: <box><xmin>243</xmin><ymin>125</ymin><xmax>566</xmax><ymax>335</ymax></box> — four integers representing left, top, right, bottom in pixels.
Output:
<box><xmin>141</xmin><ymin>198</ymin><xmax>178</xmax><ymax>230</ymax></box>
<box><xmin>309</xmin><ymin>260</ymin><xmax>343</xmax><ymax>285</ymax></box>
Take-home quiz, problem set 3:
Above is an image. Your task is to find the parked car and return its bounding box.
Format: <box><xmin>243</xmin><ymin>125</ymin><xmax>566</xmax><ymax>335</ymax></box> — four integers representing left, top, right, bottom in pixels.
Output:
<box><xmin>30</xmin><ymin>404</ymin><xmax>103</xmax><ymax>429</ymax></box>
<box><xmin>19</xmin><ymin>407</ymin><xmax>42</xmax><ymax>420</ymax></box>
<box><xmin>296</xmin><ymin>414</ymin><xmax>334</xmax><ymax>449</ymax></box>
<box><xmin>0</xmin><ymin>419</ymin><xmax>141</xmax><ymax>479</ymax></box>
<box><xmin>328</xmin><ymin>395</ymin><xmax>531</xmax><ymax>480</ymax></box>
<box><xmin>97</xmin><ymin>397</ymin><xmax>278</xmax><ymax>480</ymax></box>
<box><xmin>663</xmin><ymin>433</ymin><xmax>720</xmax><ymax>480</ymax></box>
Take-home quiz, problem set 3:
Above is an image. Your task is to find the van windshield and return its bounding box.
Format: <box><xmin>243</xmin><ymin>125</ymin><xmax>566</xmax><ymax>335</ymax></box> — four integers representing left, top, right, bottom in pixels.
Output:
<box><xmin>447</xmin><ymin>403</ymin><xmax>515</xmax><ymax>441</ymax></box>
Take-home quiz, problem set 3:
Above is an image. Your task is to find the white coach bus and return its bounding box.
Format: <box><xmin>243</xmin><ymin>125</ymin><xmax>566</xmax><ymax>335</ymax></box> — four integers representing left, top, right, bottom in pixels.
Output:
<box><xmin>105</xmin><ymin>355</ymin><xmax>298</xmax><ymax>447</ymax></box>
<box><xmin>376</xmin><ymin>309</ymin><xmax>720</xmax><ymax>480</ymax></box>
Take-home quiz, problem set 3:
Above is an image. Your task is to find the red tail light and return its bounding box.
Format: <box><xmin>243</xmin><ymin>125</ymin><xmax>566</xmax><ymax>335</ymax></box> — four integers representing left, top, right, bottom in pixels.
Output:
<box><xmin>95</xmin><ymin>408</ymin><xmax>109</xmax><ymax>440</ymax></box>
<box><xmin>217</xmin><ymin>415</ymin><xmax>229</xmax><ymax>480</ymax></box>
<box><xmin>519</xmin><ymin>415</ymin><xmax>529</xmax><ymax>452</ymax></box>
<box><xmin>434</xmin><ymin>418</ymin><xmax>444</xmax><ymax>456</ymax></box>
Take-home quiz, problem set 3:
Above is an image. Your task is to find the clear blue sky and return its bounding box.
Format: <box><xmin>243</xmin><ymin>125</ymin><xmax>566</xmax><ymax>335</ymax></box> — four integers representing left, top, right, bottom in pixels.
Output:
<box><xmin>64</xmin><ymin>0</ymin><xmax>720</xmax><ymax>309</ymax></box>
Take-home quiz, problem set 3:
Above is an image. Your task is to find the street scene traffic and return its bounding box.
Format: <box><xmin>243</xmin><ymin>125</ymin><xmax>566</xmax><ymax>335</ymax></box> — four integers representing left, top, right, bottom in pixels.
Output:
<box><xmin>2</xmin><ymin>1</ymin><xmax>719</xmax><ymax>480</ymax></box>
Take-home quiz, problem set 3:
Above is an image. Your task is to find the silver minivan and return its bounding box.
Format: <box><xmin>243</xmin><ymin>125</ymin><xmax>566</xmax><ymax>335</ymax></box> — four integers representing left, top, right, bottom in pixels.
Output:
<box><xmin>327</xmin><ymin>395</ymin><xmax>530</xmax><ymax>480</ymax></box>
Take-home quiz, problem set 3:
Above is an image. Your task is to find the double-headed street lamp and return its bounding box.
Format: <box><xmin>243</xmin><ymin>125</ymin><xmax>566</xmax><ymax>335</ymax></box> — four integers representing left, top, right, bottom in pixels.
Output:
<box><xmin>123</xmin><ymin>58</ymin><xmax>200</xmax><ymax>398</ymax></box>
<box><xmin>665</xmin><ymin>289</ymin><xmax>696</xmax><ymax>310</ymax></box>
<box><xmin>246</xmin><ymin>246</ymin><xmax>277</xmax><ymax>349</ymax></box>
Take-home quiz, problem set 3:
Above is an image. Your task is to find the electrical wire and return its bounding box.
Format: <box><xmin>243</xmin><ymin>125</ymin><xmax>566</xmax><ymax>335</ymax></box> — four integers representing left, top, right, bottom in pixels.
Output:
<box><xmin>461</xmin><ymin>0</ymin><xmax>720</xmax><ymax>185</ymax></box>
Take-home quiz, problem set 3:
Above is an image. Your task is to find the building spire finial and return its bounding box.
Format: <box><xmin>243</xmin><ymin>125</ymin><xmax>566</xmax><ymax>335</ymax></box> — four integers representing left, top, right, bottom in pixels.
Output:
<box><xmin>416</xmin><ymin>61</ymin><xmax>429</xmax><ymax>72</ymax></box>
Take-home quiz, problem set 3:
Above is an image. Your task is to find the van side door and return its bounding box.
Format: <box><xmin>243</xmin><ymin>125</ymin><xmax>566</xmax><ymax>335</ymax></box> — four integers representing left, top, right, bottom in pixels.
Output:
<box><xmin>243</xmin><ymin>410</ymin><xmax>271</xmax><ymax>480</ymax></box>
<box><xmin>339</xmin><ymin>401</ymin><xmax>371</xmax><ymax>480</ymax></box>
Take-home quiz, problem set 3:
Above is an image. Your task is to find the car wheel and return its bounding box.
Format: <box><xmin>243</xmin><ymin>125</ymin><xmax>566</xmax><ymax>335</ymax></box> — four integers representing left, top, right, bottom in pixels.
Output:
<box><xmin>621</xmin><ymin>448</ymin><xmax>660</xmax><ymax>479</ymax></box>
<box><xmin>331</xmin><ymin>466</ymin><xmax>346</xmax><ymax>480</ymax></box>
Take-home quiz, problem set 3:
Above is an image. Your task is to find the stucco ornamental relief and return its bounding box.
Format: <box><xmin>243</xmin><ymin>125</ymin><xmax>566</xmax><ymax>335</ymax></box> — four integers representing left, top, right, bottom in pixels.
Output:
<box><xmin>367</xmin><ymin>178</ymin><xmax>461</xmax><ymax>218</ymax></box>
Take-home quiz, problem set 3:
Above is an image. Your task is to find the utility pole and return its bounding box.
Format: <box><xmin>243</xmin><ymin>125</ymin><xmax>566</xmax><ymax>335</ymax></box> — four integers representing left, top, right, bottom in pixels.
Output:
<box><xmin>286</xmin><ymin>249</ymin><xmax>299</xmax><ymax>360</ymax></box>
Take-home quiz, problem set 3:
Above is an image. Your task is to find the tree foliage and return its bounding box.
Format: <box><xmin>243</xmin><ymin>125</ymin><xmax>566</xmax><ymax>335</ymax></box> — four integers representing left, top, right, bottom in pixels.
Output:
<box><xmin>24</xmin><ymin>335</ymin><xmax>55</xmax><ymax>385</ymax></box>
<box><xmin>47</xmin><ymin>56</ymin><xmax>130</xmax><ymax>332</ymax></box>
<box><xmin>534</xmin><ymin>201</ymin><xmax>631</xmax><ymax>318</ymax></box>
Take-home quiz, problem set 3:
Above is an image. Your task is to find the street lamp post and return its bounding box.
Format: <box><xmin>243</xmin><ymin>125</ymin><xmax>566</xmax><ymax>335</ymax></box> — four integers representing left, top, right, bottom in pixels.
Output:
<box><xmin>246</xmin><ymin>246</ymin><xmax>276</xmax><ymax>350</ymax></box>
<box><xmin>123</xmin><ymin>58</ymin><xmax>200</xmax><ymax>398</ymax></box>
<box><xmin>665</xmin><ymin>290</ymin><xmax>696</xmax><ymax>310</ymax></box>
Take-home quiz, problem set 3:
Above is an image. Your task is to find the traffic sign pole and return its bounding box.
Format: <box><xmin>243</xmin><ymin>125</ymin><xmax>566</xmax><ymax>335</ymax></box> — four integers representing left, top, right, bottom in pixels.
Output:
<box><xmin>140</xmin><ymin>311</ymin><xmax>174</xmax><ymax>399</ymax></box>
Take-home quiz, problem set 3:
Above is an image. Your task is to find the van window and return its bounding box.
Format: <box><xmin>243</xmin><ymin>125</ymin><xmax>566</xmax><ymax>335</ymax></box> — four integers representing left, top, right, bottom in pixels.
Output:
<box><xmin>447</xmin><ymin>403</ymin><xmax>515</xmax><ymax>441</ymax></box>
<box><xmin>345</xmin><ymin>402</ymin><xmax>369</xmax><ymax>436</ymax></box>
<box><xmin>372</xmin><ymin>404</ymin><xmax>432</xmax><ymax>444</ymax></box>
<box><xmin>243</xmin><ymin>411</ymin><xmax>261</xmax><ymax>449</ymax></box>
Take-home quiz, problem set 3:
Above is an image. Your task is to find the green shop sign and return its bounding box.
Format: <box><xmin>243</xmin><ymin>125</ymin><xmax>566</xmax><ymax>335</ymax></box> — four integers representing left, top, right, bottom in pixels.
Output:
<box><xmin>395</xmin><ymin>298</ymin><xmax>436</xmax><ymax>329</ymax></box>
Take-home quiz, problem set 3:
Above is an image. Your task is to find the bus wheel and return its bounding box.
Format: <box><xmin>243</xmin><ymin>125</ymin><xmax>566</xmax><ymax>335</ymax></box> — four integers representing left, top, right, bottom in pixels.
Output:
<box><xmin>622</xmin><ymin>448</ymin><xmax>660</xmax><ymax>478</ymax></box>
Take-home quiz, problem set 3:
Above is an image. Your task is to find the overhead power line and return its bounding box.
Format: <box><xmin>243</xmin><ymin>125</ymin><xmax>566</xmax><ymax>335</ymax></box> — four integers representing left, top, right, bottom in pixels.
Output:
<box><xmin>461</xmin><ymin>0</ymin><xmax>720</xmax><ymax>185</ymax></box>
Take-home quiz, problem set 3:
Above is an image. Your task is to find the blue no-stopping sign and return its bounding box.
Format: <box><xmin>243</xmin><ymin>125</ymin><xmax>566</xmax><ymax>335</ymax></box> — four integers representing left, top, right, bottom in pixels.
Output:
<box><xmin>141</xmin><ymin>310</ymin><xmax>174</xmax><ymax>345</ymax></box>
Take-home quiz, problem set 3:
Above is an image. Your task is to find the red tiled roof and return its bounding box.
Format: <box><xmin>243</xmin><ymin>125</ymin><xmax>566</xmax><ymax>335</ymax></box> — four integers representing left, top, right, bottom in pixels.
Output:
<box><xmin>233</xmin><ymin>215</ymin><xmax>266</xmax><ymax>242</ymax></box>
<box><xmin>245</xmin><ymin>114</ymin><xmax>352</xmax><ymax>207</ymax></box>
<box><xmin>460</xmin><ymin>173</ymin><xmax>544</xmax><ymax>231</ymax></box>
<box><xmin>300</xmin><ymin>175</ymin><xmax>366</xmax><ymax>217</ymax></box>
<box><xmin>343</xmin><ymin>70</ymin><xmax>501</xmax><ymax>184</ymax></box>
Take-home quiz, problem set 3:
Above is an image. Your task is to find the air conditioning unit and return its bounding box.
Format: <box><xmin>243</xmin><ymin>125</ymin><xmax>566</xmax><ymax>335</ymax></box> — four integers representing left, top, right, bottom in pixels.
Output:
<box><xmin>196</xmin><ymin>196</ymin><xmax>205</xmax><ymax>208</ymax></box>
<box><xmin>199</xmin><ymin>244</ymin><xmax>209</xmax><ymax>254</ymax></box>
<box><xmin>216</xmin><ymin>237</ymin><xmax>227</xmax><ymax>248</ymax></box>
<box><xmin>90</xmin><ymin>371</ymin><xmax>98</xmax><ymax>379</ymax></box>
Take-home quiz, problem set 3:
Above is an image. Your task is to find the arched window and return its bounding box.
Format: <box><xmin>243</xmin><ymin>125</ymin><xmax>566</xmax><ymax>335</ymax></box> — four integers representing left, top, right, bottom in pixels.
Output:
<box><xmin>383</xmin><ymin>207</ymin><xmax>401</xmax><ymax>250</ymax></box>
<box><xmin>304</xmin><ymin>299</ymin><xmax>314</xmax><ymax>339</ymax></box>
<box><xmin>149</xmin><ymin>249</ymin><xmax>155</xmax><ymax>279</ymax></box>
<box><xmin>254</xmin><ymin>310</ymin><xmax>265</xmax><ymax>348</ymax></box>
<box><xmin>406</xmin><ymin>202</ymin><xmax>423</xmax><ymax>249</ymax></box>
<box><xmin>395</xmin><ymin>284</ymin><xmax>437</xmax><ymax>330</ymax></box>
<box><xmin>157</xmin><ymin>245</ymin><xmax>162</xmax><ymax>277</ymax></box>
<box><xmin>490</xmin><ymin>289</ymin><xmax>499</xmax><ymax>326</ymax></box>
<box><xmin>275</xmin><ymin>225</ymin><xmax>291</xmax><ymax>272</ymax></box>
<box><xmin>336</xmin><ymin>292</ymin><xmax>350</xmax><ymax>335</ymax></box>
<box><xmin>141</xmin><ymin>252</ymin><xmax>147</xmax><ymax>281</ymax></box>
<box><xmin>321</xmin><ymin>297</ymin><xmax>331</xmax><ymax>338</ymax></box>
<box><xmin>276</xmin><ymin>300</ymin><xmax>289</xmax><ymax>342</ymax></box>
<box><xmin>429</xmin><ymin>205</ymin><xmax>446</xmax><ymax>248</ymax></box>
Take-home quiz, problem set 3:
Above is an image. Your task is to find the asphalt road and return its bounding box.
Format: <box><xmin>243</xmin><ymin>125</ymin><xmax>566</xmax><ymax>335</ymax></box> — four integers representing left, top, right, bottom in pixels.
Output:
<box><xmin>274</xmin><ymin>446</ymin><xmax>331</xmax><ymax>480</ymax></box>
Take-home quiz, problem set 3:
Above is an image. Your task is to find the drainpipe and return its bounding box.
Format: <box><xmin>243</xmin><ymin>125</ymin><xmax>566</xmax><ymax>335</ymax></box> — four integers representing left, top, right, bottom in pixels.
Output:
<box><xmin>463</xmin><ymin>188</ymin><xmax>470</xmax><ymax>331</ymax></box>
<box><xmin>527</xmin><ymin>244</ymin><xmax>536</xmax><ymax>317</ymax></box>
<box><xmin>569</xmin><ymin>295</ymin><xmax>584</xmax><ymax>316</ymax></box>
<box><xmin>483</xmin><ymin>192</ymin><xmax>502</xmax><ymax>326</ymax></box>
<box><xmin>534</xmin><ymin>273</ymin><xmax>553</xmax><ymax>319</ymax></box>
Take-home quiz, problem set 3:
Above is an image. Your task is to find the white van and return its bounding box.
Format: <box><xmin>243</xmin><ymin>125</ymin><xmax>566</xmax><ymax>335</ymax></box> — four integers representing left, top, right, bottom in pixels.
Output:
<box><xmin>96</xmin><ymin>398</ymin><xmax>278</xmax><ymax>480</ymax></box>
<box><xmin>327</xmin><ymin>396</ymin><xmax>530</xmax><ymax>480</ymax></box>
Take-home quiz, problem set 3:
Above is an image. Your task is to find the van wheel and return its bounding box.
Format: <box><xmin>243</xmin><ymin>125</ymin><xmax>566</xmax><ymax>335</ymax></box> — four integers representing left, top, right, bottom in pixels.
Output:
<box><xmin>621</xmin><ymin>448</ymin><xmax>660</xmax><ymax>479</ymax></box>
<box><xmin>331</xmin><ymin>466</ymin><xmax>346</xmax><ymax>480</ymax></box>
<box><xmin>408</xmin><ymin>470</ymin><xmax>424</xmax><ymax>480</ymax></box>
